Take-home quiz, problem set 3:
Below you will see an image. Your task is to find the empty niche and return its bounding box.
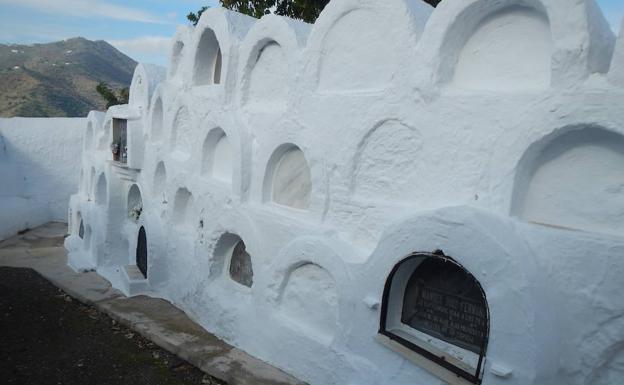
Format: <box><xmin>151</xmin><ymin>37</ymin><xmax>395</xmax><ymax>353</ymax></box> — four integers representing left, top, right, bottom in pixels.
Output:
<box><xmin>452</xmin><ymin>6</ymin><xmax>552</xmax><ymax>90</ymax></box>
<box><xmin>245</xmin><ymin>41</ymin><xmax>288</xmax><ymax>109</ymax></box>
<box><xmin>127</xmin><ymin>184</ymin><xmax>143</xmax><ymax>220</ymax></box>
<box><xmin>171</xmin><ymin>41</ymin><xmax>184</xmax><ymax>76</ymax></box>
<box><xmin>153</xmin><ymin>162</ymin><xmax>167</xmax><ymax>203</ymax></box>
<box><xmin>95</xmin><ymin>173</ymin><xmax>107</xmax><ymax>206</ymax></box>
<box><xmin>265</xmin><ymin>145</ymin><xmax>312</xmax><ymax>210</ymax></box>
<box><xmin>171</xmin><ymin>107</ymin><xmax>192</xmax><ymax>156</ymax></box>
<box><xmin>229</xmin><ymin>240</ymin><xmax>253</xmax><ymax>287</ymax></box>
<box><xmin>201</xmin><ymin>128</ymin><xmax>233</xmax><ymax>183</ymax></box>
<box><xmin>78</xmin><ymin>217</ymin><xmax>84</xmax><ymax>239</ymax></box>
<box><xmin>172</xmin><ymin>187</ymin><xmax>194</xmax><ymax>225</ymax></box>
<box><xmin>512</xmin><ymin>127</ymin><xmax>624</xmax><ymax>235</ymax></box>
<box><xmin>194</xmin><ymin>28</ymin><xmax>222</xmax><ymax>86</ymax></box>
<box><xmin>352</xmin><ymin>120</ymin><xmax>422</xmax><ymax>201</ymax></box>
<box><xmin>151</xmin><ymin>97</ymin><xmax>164</xmax><ymax>140</ymax></box>
<box><xmin>280</xmin><ymin>263</ymin><xmax>338</xmax><ymax>342</ymax></box>
<box><xmin>319</xmin><ymin>10</ymin><xmax>397</xmax><ymax>92</ymax></box>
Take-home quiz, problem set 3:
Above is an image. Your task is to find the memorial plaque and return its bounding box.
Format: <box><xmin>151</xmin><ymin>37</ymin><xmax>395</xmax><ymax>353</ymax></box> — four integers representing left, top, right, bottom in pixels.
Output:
<box><xmin>401</xmin><ymin>257</ymin><xmax>487</xmax><ymax>354</ymax></box>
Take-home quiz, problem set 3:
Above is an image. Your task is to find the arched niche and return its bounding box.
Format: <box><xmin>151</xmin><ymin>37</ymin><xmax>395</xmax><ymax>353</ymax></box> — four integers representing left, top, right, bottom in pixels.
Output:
<box><xmin>172</xmin><ymin>187</ymin><xmax>194</xmax><ymax>226</ymax></box>
<box><xmin>170</xmin><ymin>40</ymin><xmax>185</xmax><ymax>76</ymax></box>
<box><xmin>318</xmin><ymin>9</ymin><xmax>399</xmax><ymax>92</ymax></box>
<box><xmin>171</xmin><ymin>106</ymin><xmax>192</xmax><ymax>156</ymax></box>
<box><xmin>380</xmin><ymin>252</ymin><xmax>489</xmax><ymax>385</ymax></box>
<box><xmin>151</xmin><ymin>97</ymin><xmax>164</xmax><ymax>140</ymax></box>
<box><xmin>127</xmin><ymin>184</ymin><xmax>143</xmax><ymax>220</ymax></box>
<box><xmin>512</xmin><ymin>126</ymin><xmax>624</xmax><ymax>235</ymax></box>
<box><xmin>85</xmin><ymin>122</ymin><xmax>93</xmax><ymax>150</ymax></box>
<box><xmin>95</xmin><ymin>173</ymin><xmax>107</xmax><ymax>206</ymax></box>
<box><xmin>201</xmin><ymin>128</ymin><xmax>233</xmax><ymax>184</ymax></box>
<box><xmin>351</xmin><ymin>120</ymin><xmax>423</xmax><ymax>201</ymax></box>
<box><xmin>136</xmin><ymin>226</ymin><xmax>148</xmax><ymax>278</ymax></box>
<box><xmin>153</xmin><ymin>161</ymin><xmax>167</xmax><ymax>203</ymax></box>
<box><xmin>194</xmin><ymin>28</ymin><xmax>222</xmax><ymax>86</ymax></box>
<box><xmin>245</xmin><ymin>41</ymin><xmax>288</xmax><ymax>109</ymax></box>
<box><xmin>449</xmin><ymin>5</ymin><xmax>552</xmax><ymax>90</ymax></box>
<box><xmin>229</xmin><ymin>239</ymin><xmax>253</xmax><ymax>287</ymax></box>
<box><xmin>264</xmin><ymin>144</ymin><xmax>312</xmax><ymax>210</ymax></box>
<box><xmin>78</xmin><ymin>218</ymin><xmax>84</xmax><ymax>239</ymax></box>
<box><xmin>279</xmin><ymin>263</ymin><xmax>338</xmax><ymax>343</ymax></box>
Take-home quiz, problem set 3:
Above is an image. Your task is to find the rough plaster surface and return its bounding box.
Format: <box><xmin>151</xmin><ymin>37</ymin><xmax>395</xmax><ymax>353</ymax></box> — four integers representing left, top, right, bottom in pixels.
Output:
<box><xmin>49</xmin><ymin>2</ymin><xmax>624</xmax><ymax>385</ymax></box>
<box><xmin>0</xmin><ymin>118</ymin><xmax>85</xmax><ymax>240</ymax></box>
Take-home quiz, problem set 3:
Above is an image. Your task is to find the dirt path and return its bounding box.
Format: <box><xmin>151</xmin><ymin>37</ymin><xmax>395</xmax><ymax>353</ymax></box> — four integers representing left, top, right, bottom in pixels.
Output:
<box><xmin>0</xmin><ymin>266</ymin><xmax>224</xmax><ymax>385</ymax></box>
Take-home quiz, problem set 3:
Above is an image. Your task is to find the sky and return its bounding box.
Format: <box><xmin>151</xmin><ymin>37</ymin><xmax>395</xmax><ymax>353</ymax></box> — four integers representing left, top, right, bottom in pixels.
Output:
<box><xmin>0</xmin><ymin>0</ymin><xmax>622</xmax><ymax>67</ymax></box>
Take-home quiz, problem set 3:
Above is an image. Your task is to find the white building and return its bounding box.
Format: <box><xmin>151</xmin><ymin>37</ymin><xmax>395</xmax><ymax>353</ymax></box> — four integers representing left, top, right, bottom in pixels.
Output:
<box><xmin>63</xmin><ymin>1</ymin><xmax>624</xmax><ymax>384</ymax></box>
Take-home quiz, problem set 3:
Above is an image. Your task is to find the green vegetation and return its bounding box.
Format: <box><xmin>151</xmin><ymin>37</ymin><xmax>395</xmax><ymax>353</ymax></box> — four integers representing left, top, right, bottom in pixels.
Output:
<box><xmin>188</xmin><ymin>0</ymin><xmax>442</xmax><ymax>25</ymax></box>
<box><xmin>96</xmin><ymin>82</ymin><xmax>129</xmax><ymax>109</ymax></box>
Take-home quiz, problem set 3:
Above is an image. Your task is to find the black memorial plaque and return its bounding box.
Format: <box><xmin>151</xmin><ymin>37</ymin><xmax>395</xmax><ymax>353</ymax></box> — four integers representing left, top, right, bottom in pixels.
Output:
<box><xmin>401</xmin><ymin>258</ymin><xmax>487</xmax><ymax>354</ymax></box>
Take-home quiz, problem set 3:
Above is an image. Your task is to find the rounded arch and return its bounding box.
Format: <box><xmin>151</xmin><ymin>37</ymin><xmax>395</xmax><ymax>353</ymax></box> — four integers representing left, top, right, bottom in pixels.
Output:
<box><xmin>238</xmin><ymin>15</ymin><xmax>309</xmax><ymax>110</ymax></box>
<box><xmin>449</xmin><ymin>4</ymin><xmax>552</xmax><ymax>90</ymax></box>
<box><xmin>193</xmin><ymin>27</ymin><xmax>222</xmax><ymax>86</ymax></box>
<box><xmin>364</xmin><ymin>207</ymin><xmax>558</xmax><ymax>384</ymax></box>
<box><xmin>153</xmin><ymin>161</ymin><xmax>167</xmax><ymax>203</ymax></box>
<box><xmin>127</xmin><ymin>184</ymin><xmax>143</xmax><ymax>216</ymax></box>
<box><xmin>304</xmin><ymin>0</ymin><xmax>431</xmax><ymax>93</ymax></box>
<box><xmin>201</xmin><ymin>127</ymin><xmax>233</xmax><ymax>183</ymax></box>
<box><xmin>511</xmin><ymin>125</ymin><xmax>624</xmax><ymax>235</ymax></box>
<box><xmin>380</xmin><ymin>252</ymin><xmax>489</xmax><ymax>384</ymax></box>
<box><xmin>263</xmin><ymin>143</ymin><xmax>312</xmax><ymax>210</ymax></box>
<box><xmin>419</xmin><ymin>0</ymin><xmax>615</xmax><ymax>89</ymax></box>
<box><xmin>136</xmin><ymin>226</ymin><xmax>148</xmax><ymax>278</ymax></box>
<box><xmin>89</xmin><ymin>167</ymin><xmax>95</xmax><ymax>198</ymax></box>
<box><xmin>172</xmin><ymin>187</ymin><xmax>194</xmax><ymax>226</ymax></box>
<box><xmin>95</xmin><ymin>172</ymin><xmax>107</xmax><ymax>205</ymax></box>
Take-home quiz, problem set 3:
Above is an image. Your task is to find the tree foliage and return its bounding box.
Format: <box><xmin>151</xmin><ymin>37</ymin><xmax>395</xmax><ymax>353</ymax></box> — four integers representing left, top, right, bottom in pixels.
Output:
<box><xmin>96</xmin><ymin>82</ymin><xmax>129</xmax><ymax>109</ymax></box>
<box><xmin>189</xmin><ymin>1</ymin><xmax>442</xmax><ymax>25</ymax></box>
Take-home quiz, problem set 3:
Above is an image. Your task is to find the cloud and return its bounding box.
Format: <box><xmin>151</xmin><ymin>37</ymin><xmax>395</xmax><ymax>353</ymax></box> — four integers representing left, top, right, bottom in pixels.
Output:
<box><xmin>108</xmin><ymin>36</ymin><xmax>171</xmax><ymax>65</ymax></box>
<box><xmin>0</xmin><ymin>0</ymin><xmax>169</xmax><ymax>24</ymax></box>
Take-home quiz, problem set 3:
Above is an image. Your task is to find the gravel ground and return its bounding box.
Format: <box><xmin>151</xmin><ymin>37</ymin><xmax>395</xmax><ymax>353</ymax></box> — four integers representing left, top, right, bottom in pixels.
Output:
<box><xmin>0</xmin><ymin>266</ymin><xmax>225</xmax><ymax>385</ymax></box>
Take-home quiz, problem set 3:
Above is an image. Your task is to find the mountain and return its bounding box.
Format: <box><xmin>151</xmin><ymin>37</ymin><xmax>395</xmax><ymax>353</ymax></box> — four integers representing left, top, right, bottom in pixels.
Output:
<box><xmin>0</xmin><ymin>37</ymin><xmax>137</xmax><ymax>118</ymax></box>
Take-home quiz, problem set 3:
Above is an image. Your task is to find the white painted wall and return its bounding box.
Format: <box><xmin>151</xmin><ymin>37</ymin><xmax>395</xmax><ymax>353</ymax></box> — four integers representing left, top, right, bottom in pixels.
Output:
<box><xmin>0</xmin><ymin>117</ymin><xmax>84</xmax><ymax>240</ymax></box>
<box><xmin>64</xmin><ymin>2</ymin><xmax>624</xmax><ymax>385</ymax></box>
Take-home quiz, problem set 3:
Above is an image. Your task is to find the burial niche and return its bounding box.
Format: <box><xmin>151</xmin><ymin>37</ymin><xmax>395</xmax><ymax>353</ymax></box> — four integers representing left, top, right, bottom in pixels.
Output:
<box><xmin>78</xmin><ymin>219</ymin><xmax>84</xmax><ymax>239</ymax></box>
<box><xmin>194</xmin><ymin>28</ymin><xmax>222</xmax><ymax>86</ymax></box>
<box><xmin>172</xmin><ymin>187</ymin><xmax>193</xmax><ymax>225</ymax></box>
<box><xmin>127</xmin><ymin>184</ymin><xmax>143</xmax><ymax>221</ymax></box>
<box><xmin>170</xmin><ymin>41</ymin><xmax>184</xmax><ymax>76</ymax></box>
<box><xmin>201</xmin><ymin>128</ymin><xmax>233</xmax><ymax>183</ymax></box>
<box><xmin>451</xmin><ymin>6</ymin><xmax>552</xmax><ymax>90</ymax></box>
<box><xmin>379</xmin><ymin>252</ymin><xmax>489</xmax><ymax>385</ymax></box>
<box><xmin>95</xmin><ymin>173</ymin><xmax>107</xmax><ymax>206</ymax></box>
<box><xmin>228</xmin><ymin>240</ymin><xmax>253</xmax><ymax>288</ymax></box>
<box><xmin>265</xmin><ymin>145</ymin><xmax>312</xmax><ymax>210</ymax></box>
<box><xmin>136</xmin><ymin>226</ymin><xmax>148</xmax><ymax>278</ymax></box>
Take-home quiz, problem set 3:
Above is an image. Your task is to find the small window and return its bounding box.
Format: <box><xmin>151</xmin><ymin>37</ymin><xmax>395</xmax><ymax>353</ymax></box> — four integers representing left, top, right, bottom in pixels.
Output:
<box><xmin>379</xmin><ymin>252</ymin><xmax>489</xmax><ymax>384</ymax></box>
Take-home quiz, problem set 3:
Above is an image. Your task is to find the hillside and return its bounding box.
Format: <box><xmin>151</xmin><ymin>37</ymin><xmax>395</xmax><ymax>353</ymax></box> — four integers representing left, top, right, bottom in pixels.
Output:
<box><xmin>0</xmin><ymin>37</ymin><xmax>137</xmax><ymax>117</ymax></box>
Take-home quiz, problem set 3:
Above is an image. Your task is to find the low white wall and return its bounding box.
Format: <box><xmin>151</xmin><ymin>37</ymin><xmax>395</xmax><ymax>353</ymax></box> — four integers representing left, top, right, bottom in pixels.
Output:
<box><xmin>0</xmin><ymin>117</ymin><xmax>85</xmax><ymax>240</ymax></box>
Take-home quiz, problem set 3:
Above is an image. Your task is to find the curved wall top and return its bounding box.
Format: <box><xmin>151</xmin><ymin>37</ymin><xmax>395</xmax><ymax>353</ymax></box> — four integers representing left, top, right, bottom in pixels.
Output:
<box><xmin>169</xmin><ymin>25</ymin><xmax>193</xmax><ymax>80</ymax></box>
<box><xmin>418</xmin><ymin>0</ymin><xmax>615</xmax><ymax>90</ymax></box>
<box><xmin>303</xmin><ymin>0</ymin><xmax>433</xmax><ymax>93</ymax></box>
<box><xmin>129</xmin><ymin>63</ymin><xmax>166</xmax><ymax>115</ymax></box>
<box><xmin>237</xmin><ymin>14</ymin><xmax>312</xmax><ymax>110</ymax></box>
<box><xmin>187</xmin><ymin>8</ymin><xmax>256</xmax><ymax>92</ymax></box>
